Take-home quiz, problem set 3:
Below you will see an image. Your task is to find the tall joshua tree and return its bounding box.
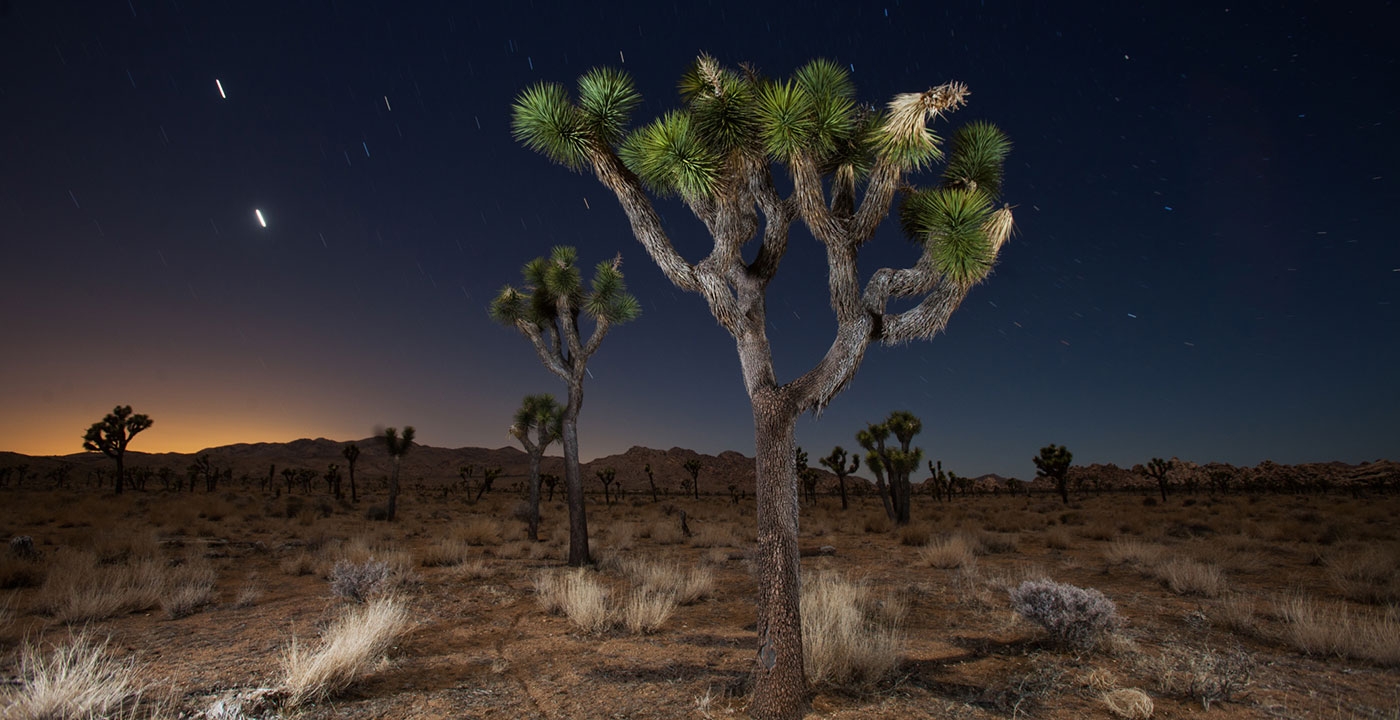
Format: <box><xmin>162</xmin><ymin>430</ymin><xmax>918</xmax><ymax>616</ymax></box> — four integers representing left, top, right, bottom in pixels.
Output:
<box><xmin>491</xmin><ymin>246</ymin><xmax>639</xmax><ymax>566</ymax></box>
<box><xmin>342</xmin><ymin>442</ymin><xmax>360</xmax><ymax>502</ymax></box>
<box><xmin>82</xmin><ymin>405</ymin><xmax>153</xmax><ymax>495</ymax></box>
<box><xmin>819</xmin><ymin>446</ymin><xmax>859</xmax><ymax>510</ymax></box>
<box><xmin>682</xmin><ymin>458</ymin><xmax>703</xmax><ymax>500</ymax></box>
<box><xmin>513</xmin><ymin>55</ymin><xmax>1014</xmax><ymax>719</ymax></box>
<box><xmin>859</xmin><ymin>411</ymin><xmax>923</xmax><ymax>525</ymax></box>
<box><xmin>511</xmin><ymin>394</ymin><xmax>564</xmax><ymax>541</ymax></box>
<box><xmin>856</xmin><ymin>423</ymin><xmax>895</xmax><ymax>520</ymax></box>
<box><xmin>382</xmin><ymin>426</ymin><xmax>414</xmax><ymax>521</ymax></box>
<box><xmin>1145</xmin><ymin>457</ymin><xmax>1172</xmax><ymax>502</ymax></box>
<box><xmin>1035</xmin><ymin>444</ymin><xmax>1074</xmax><ymax>505</ymax></box>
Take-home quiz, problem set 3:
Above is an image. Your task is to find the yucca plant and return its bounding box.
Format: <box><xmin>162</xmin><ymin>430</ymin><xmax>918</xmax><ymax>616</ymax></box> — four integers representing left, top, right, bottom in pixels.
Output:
<box><xmin>381</xmin><ymin>426</ymin><xmax>414</xmax><ymax>521</ymax></box>
<box><xmin>510</xmin><ymin>394</ymin><xmax>564</xmax><ymax>541</ymax></box>
<box><xmin>491</xmin><ymin>246</ymin><xmax>639</xmax><ymax>566</ymax></box>
<box><xmin>857</xmin><ymin>412</ymin><xmax>924</xmax><ymax>525</ymax></box>
<box><xmin>512</xmin><ymin>54</ymin><xmax>1014</xmax><ymax>720</ymax></box>
<box><xmin>818</xmin><ymin>446</ymin><xmax>860</xmax><ymax>510</ymax></box>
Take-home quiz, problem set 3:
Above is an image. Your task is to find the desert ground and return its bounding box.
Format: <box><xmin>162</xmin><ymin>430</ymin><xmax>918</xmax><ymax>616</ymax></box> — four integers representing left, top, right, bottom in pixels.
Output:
<box><xmin>1</xmin><ymin>482</ymin><xmax>1397</xmax><ymax>719</ymax></box>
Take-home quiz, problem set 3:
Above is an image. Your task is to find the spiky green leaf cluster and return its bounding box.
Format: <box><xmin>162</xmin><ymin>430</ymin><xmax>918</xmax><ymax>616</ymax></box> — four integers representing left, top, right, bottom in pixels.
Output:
<box><xmin>942</xmin><ymin>120</ymin><xmax>1011</xmax><ymax>196</ymax></box>
<box><xmin>755</xmin><ymin>80</ymin><xmax>818</xmax><ymax>160</ymax></box>
<box><xmin>619</xmin><ymin>111</ymin><xmax>721</xmax><ymax>198</ymax></box>
<box><xmin>491</xmin><ymin>247</ymin><xmax>639</xmax><ymax>329</ymax></box>
<box><xmin>577</xmin><ymin>67</ymin><xmax>641</xmax><ymax>147</ymax></box>
<box><xmin>900</xmin><ymin>186</ymin><xmax>997</xmax><ymax>287</ymax></box>
<box><xmin>513</xmin><ymin>394</ymin><xmax>563</xmax><ymax>444</ymax></box>
<box><xmin>512</xmin><ymin>82</ymin><xmax>592</xmax><ymax>171</ymax></box>
<box><xmin>585</xmin><ymin>259</ymin><xmax>641</xmax><ymax>323</ymax></box>
<box><xmin>680</xmin><ymin>57</ymin><xmax>760</xmax><ymax>155</ymax></box>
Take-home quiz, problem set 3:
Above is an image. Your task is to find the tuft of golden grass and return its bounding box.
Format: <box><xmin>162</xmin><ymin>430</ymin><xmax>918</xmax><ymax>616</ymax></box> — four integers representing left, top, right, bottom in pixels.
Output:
<box><xmin>801</xmin><ymin>572</ymin><xmax>901</xmax><ymax>689</ymax></box>
<box><xmin>280</xmin><ymin>596</ymin><xmax>411</xmax><ymax>708</ymax></box>
<box><xmin>1102</xmin><ymin>688</ymin><xmax>1154</xmax><ymax>718</ymax></box>
<box><xmin>619</xmin><ymin>588</ymin><xmax>677</xmax><ymax>634</ymax></box>
<box><xmin>918</xmin><ymin>535</ymin><xmax>975</xmax><ymax>569</ymax></box>
<box><xmin>1103</xmin><ymin>539</ymin><xmax>1166</xmax><ymax>567</ymax></box>
<box><xmin>454</xmin><ymin>517</ymin><xmax>503</xmax><ymax>546</ymax></box>
<box><xmin>619</xmin><ymin>557</ymin><xmax>714</xmax><ymax>605</ymax></box>
<box><xmin>419</xmin><ymin>537</ymin><xmax>473</xmax><ymax>567</ymax></box>
<box><xmin>4</xmin><ymin>632</ymin><xmax>144</xmax><ymax>720</ymax></box>
<box><xmin>34</xmin><ymin>550</ymin><xmax>166</xmax><ymax>622</ymax></box>
<box><xmin>1044</xmin><ymin>527</ymin><xmax>1074</xmax><ymax>549</ymax></box>
<box><xmin>1325</xmin><ymin>545</ymin><xmax>1400</xmax><ymax>605</ymax></box>
<box><xmin>534</xmin><ymin>569</ymin><xmax>611</xmax><ymax>635</ymax></box>
<box><xmin>161</xmin><ymin>554</ymin><xmax>217</xmax><ymax>619</ymax></box>
<box><xmin>896</xmin><ymin>524</ymin><xmax>932</xmax><ymax>547</ymax></box>
<box><xmin>1154</xmin><ymin>558</ymin><xmax>1226</xmax><ymax>598</ymax></box>
<box><xmin>1275</xmin><ymin>595</ymin><xmax>1400</xmax><ymax>666</ymax></box>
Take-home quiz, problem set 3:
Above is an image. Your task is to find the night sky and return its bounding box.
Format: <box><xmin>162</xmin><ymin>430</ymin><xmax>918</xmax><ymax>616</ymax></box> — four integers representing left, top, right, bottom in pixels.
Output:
<box><xmin>2</xmin><ymin>1</ymin><xmax>1397</xmax><ymax>479</ymax></box>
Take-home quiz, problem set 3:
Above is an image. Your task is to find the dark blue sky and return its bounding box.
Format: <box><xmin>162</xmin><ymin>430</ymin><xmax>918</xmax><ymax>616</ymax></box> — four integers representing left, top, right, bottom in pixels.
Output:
<box><xmin>2</xmin><ymin>1</ymin><xmax>1396</xmax><ymax>478</ymax></box>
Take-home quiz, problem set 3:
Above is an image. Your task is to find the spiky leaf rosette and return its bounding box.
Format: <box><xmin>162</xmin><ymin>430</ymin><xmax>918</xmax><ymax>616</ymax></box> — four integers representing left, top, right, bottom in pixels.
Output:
<box><xmin>942</xmin><ymin>120</ymin><xmax>1011</xmax><ymax>196</ymax></box>
<box><xmin>681</xmin><ymin>55</ymin><xmax>761</xmax><ymax>155</ymax></box>
<box><xmin>755</xmin><ymin>80</ymin><xmax>818</xmax><ymax>160</ymax></box>
<box><xmin>512</xmin><ymin>83</ymin><xmax>591</xmax><ymax>171</ymax></box>
<box><xmin>512</xmin><ymin>394</ymin><xmax>564</xmax><ymax>443</ymax></box>
<box><xmin>793</xmin><ymin>58</ymin><xmax>857</xmax><ymax>157</ymax></box>
<box><xmin>619</xmin><ymin>111</ymin><xmax>721</xmax><ymax>199</ymax></box>
<box><xmin>577</xmin><ymin>67</ymin><xmax>641</xmax><ymax>147</ymax></box>
<box><xmin>875</xmin><ymin>81</ymin><xmax>969</xmax><ymax>171</ymax></box>
<box><xmin>544</xmin><ymin>245</ymin><xmax>584</xmax><ymax>304</ymax></box>
<box><xmin>490</xmin><ymin>285</ymin><xmax>529</xmax><ymax>325</ymax></box>
<box><xmin>901</xmin><ymin>186</ymin><xmax>999</xmax><ymax>287</ymax></box>
<box><xmin>586</xmin><ymin>258</ymin><xmax>641</xmax><ymax>323</ymax></box>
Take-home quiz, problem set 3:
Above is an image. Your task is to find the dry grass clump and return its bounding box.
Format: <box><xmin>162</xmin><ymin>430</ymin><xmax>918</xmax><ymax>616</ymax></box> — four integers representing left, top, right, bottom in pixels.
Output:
<box><xmin>34</xmin><ymin>550</ymin><xmax>166</xmax><ymax>622</ymax></box>
<box><xmin>918</xmin><ymin>534</ymin><xmax>975</xmax><ymax>569</ymax></box>
<box><xmin>896</xmin><ymin>524</ymin><xmax>932</xmax><ymax>547</ymax></box>
<box><xmin>619</xmin><ymin>589</ymin><xmax>677</xmax><ymax>634</ymax></box>
<box><xmin>1044</xmin><ymin>527</ymin><xmax>1074</xmax><ymax>549</ymax></box>
<box><xmin>280</xmin><ymin>596</ymin><xmax>411</xmax><ymax>708</ymax></box>
<box><xmin>329</xmin><ymin>559</ymin><xmax>393</xmax><ymax>603</ymax></box>
<box><xmin>801</xmin><ymin>572</ymin><xmax>902</xmax><ymax>688</ymax></box>
<box><xmin>1101</xmin><ymin>688</ymin><xmax>1154</xmax><ymax>719</ymax></box>
<box><xmin>534</xmin><ymin>569</ymin><xmax>611</xmax><ymax>635</ymax></box>
<box><xmin>1210</xmin><ymin>594</ymin><xmax>1260</xmax><ymax>636</ymax></box>
<box><xmin>419</xmin><ymin>537</ymin><xmax>473</xmax><ymax>567</ymax></box>
<box><xmin>3</xmin><ymin>632</ymin><xmax>145</xmax><ymax>720</ymax></box>
<box><xmin>620</xmin><ymin>558</ymin><xmax>714</xmax><ymax>605</ymax></box>
<box><xmin>0</xmin><ymin>552</ymin><xmax>46</xmax><ymax>590</ymax></box>
<box><xmin>1275</xmin><ymin>595</ymin><xmax>1400</xmax><ymax>666</ymax></box>
<box><xmin>453</xmin><ymin>517</ymin><xmax>503</xmax><ymax>546</ymax></box>
<box><xmin>862</xmin><ymin>512</ymin><xmax>893</xmax><ymax>534</ymax></box>
<box><xmin>160</xmin><ymin>554</ymin><xmax>217</xmax><ymax>619</ymax></box>
<box><xmin>1152</xmin><ymin>644</ymin><xmax>1253</xmax><ymax>710</ymax></box>
<box><xmin>1103</xmin><ymin>539</ymin><xmax>1166</xmax><ymax>567</ymax></box>
<box><xmin>647</xmin><ymin>519</ymin><xmax>686</xmax><ymax>545</ymax></box>
<box><xmin>1154</xmin><ymin>558</ymin><xmax>1226</xmax><ymax>597</ymax></box>
<box><xmin>233</xmin><ymin>573</ymin><xmax>265</xmax><ymax>608</ymax></box>
<box><xmin>88</xmin><ymin>528</ymin><xmax>162</xmax><ymax>564</ymax></box>
<box><xmin>1325</xmin><ymin>546</ymin><xmax>1400</xmax><ymax>605</ymax></box>
<box><xmin>280</xmin><ymin>550</ymin><xmax>317</xmax><ymax>576</ymax></box>
<box><xmin>688</xmin><ymin>522</ymin><xmax>740</xmax><ymax>548</ymax></box>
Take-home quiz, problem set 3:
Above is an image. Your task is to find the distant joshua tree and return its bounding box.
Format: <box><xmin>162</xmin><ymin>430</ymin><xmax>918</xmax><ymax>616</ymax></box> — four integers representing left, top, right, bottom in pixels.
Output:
<box><xmin>858</xmin><ymin>411</ymin><xmax>923</xmax><ymax>525</ymax></box>
<box><xmin>542</xmin><ymin>473</ymin><xmax>560</xmax><ymax>502</ymax></box>
<box><xmin>1034</xmin><ymin>444</ymin><xmax>1074</xmax><ymax>505</ymax></box>
<box><xmin>682</xmin><ymin>458</ymin><xmax>703</xmax><ymax>500</ymax></box>
<box><xmin>597</xmin><ymin>467</ymin><xmax>618</xmax><ymax>505</ymax></box>
<box><xmin>342</xmin><ymin>443</ymin><xmax>361</xmax><ymax>502</ymax></box>
<box><xmin>643</xmin><ymin>462</ymin><xmax>659</xmax><ymax>503</ymax></box>
<box><xmin>794</xmin><ymin>447</ymin><xmax>819</xmax><ymax>505</ymax></box>
<box><xmin>510</xmin><ymin>394</ymin><xmax>564</xmax><ymax>540</ymax></box>
<box><xmin>492</xmin><ymin>245</ymin><xmax>639</xmax><ymax>567</ymax></box>
<box><xmin>1144</xmin><ymin>457</ymin><xmax>1172</xmax><ymax>502</ymax></box>
<box><xmin>819</xmin><ymin>447</ymin><xmax>859</xmax><ymax>510</ymax></box>
<box><xmin>82</xmin><ymin>405</ymin><xmax>153</xmax><ymax>495</ymax></box>
<box><xmin>382</xmin><ymin>426</ymin><xmax>415</xmax><ymax>521</ymax></box>
<box><xmin>474</xmin><ymin>467</ymin><xmax>503</xmax><ymax>503</ymax></box>
<box><xmin>928</xmin><ymin>460</ymin><xmax>950</xmax><ymax>502</ymax></box>
<box><xmin>325</xmin><ymin>463</ymin><xmax>343</xmax><ymax>499</ymax></box>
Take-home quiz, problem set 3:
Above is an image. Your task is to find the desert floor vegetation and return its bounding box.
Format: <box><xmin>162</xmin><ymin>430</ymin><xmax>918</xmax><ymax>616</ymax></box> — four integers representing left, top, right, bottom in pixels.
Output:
<box><xmin>0</xmin><ymin>486</ymin><xmax>1396</xmax><ymax>718</ymax></box>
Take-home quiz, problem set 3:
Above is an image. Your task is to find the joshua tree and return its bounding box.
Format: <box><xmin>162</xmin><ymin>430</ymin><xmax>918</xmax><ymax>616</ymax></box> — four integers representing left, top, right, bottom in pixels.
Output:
<box><xmin>492</xmin><ymin>246</ymin><xmax>639</xmax><ymax>567</ymax></box>
<box><xmin>643</xmin><ymin>462</ymin><xmax>659</xmax><ymax>503</ymax></box>
<box><xmin>81</xmin><ymin>405</ymin><xmax>153</xmax><ymax>495</ymax></box>
<box><xmin>929</xmin><ymin>459</ymin><xmax>952</xmax><ymax>502</ymax></box>
<box><xmin>682</xmin><ymin>458</ymin><xmax>703</xmax><ymax>500</ymax></box>
<box><xmin>382</xmin><ymin>426</ymin><xmax>415</xmax><ymax>521</ymax></box>
<box><xmin>281</xmin><ymin>467</ymin><xmax>297</xmax><ymax>493</ymax></box>
<box><xmin>1145</xmin><ymin>457</ymin><xmax>1172</xmax><ymax>502</ymax></box>
<box><xmin>342</xmin><ymin>443</ymin><xmax>360</xmax><ymax>502</ymax></box>
<box><xmin>858</xmin><ymin>412</ymin><xmax>922</xmax><ymax>524</ymax></box>
<box><xmin>474</xmin><ymin>466</ymin><xmax>503</xmax><ymax>503</ymax></box>
<box><xmin>542</xmin><ymin>473</ymin><xmax>560</xmax><ymax>502</ymax></box>
<box><xmin>596</xmin><ymin>467</ymin><xmax>618</xmax><ymax>505</ymax></box>
<box><xmin>325</xmin><ymin>463</ymin><xmax>343</xmax><ymax>498</ymax></box>
<box><xmin>1034</xmin><ymin>444</ymin><xmax>1074</xmax><ymax>505</ymax></box>
<box><xmin>795</xmin><ymin>447</ymin><xmax>819</xmax><ymax>505</ymax></box>
<box><xmin>819</xmin><ymin>446</ymin><xmax>859</xmax><ymax>510</ymax></box>
<box><xmin>513</xmin><ymin>55</ymin><xmax>1014</xmax><ymax>718</ymax></box>
<box><xmin>510</xmin><ymin>394</ymin><xmax>564</xmax><ymax>540</ymax></box>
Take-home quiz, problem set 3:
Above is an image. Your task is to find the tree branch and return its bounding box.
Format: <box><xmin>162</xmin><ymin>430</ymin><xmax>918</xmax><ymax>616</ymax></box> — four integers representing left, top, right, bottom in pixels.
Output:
<box><xmin>517</xmin><ymin>321</ymin><xmax>570</xmax><ymax>381</ymax></box>
<box><xmin>878</xmin><ymin>281</ymin><xmax>969</xmax><ymax>344</ymax></box>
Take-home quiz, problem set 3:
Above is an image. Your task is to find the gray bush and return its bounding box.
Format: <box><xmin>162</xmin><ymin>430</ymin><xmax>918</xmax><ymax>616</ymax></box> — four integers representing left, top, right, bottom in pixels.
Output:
<box><xmin>1009</xmin><ymin>578</ymin><xmax>1120</xmax><ymax>649</ymax></box>
<box><xmin>329</xmin><ymin>559</ymin><xmax>391</xmax><ymax>603</ymax></box>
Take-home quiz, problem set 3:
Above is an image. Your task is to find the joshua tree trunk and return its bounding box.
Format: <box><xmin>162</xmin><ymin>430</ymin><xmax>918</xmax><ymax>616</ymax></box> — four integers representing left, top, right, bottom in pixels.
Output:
<box><xmin>561</xmin><ymin>392</ymin><xmax>590</xmax><ymax>566</ymax></box>
<box><xmin>526</xmin><ymin>446</ymin><xmax>543</xmax><ymax>541</ymax></box>
<box><xmin>749</xmin><ymin>389</ymin><xmax>805</xmax><ymax>719</ymax></box>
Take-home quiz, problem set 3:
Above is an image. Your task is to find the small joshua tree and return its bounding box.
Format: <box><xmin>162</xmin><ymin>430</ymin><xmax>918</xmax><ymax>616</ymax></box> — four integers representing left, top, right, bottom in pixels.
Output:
<box><xmin>682</xmin><ymin>458</ymin><xmax>703</xmax><ymax>500</ymax></box>
<box><xmin>325</xmin><ymin>463</ymin><xmax>343</xmax><ymax>499</ymax></box>
<box><xmin>818</xmin><ymin>446</ymin><xmax>859</xmax><ymax>511</ymax></box>
<box><xmin>1034</xmin><ymin>444</ymin><xmax>1074</xmax><ymax>505</ymax></box>
<box><xmin>81</xmin><ymin>405</ymin><xmax>153</xmax><ymax>495</ymax></box>
<box><xmin>542</xmin><ymin>473</ymin><xmax>560</xmax><ymax>502</ymax></box>
<box><xmin>492</xmin><ymin>246</ymin><xmax>639</xmax><ymax>567</ymax></box>
<box><xmin>928</xmin><ymin>459</ymin><xmax>950</xmax><ymax>502</ymax></box>
<box><xmin>510</xmin><ymin>394</ymin><xmax>564</xmax><ymax>540</ymax></box>
<box><xmin>596</xmin><ymin>467</ymin><xmax>618</xmax><ymax>505</ymax></box>
<box><xmin>1145</xmin><ymin>457</ymin><xmax>1172</xmax><ymax>502</ymax></box>
<box><xmin>643</xmin><ymin>462</ymin><xmax>659</xmax><ymax>503</ymax></box>
<box><xmin>795</xmin><ymin>447</ymin><xmax>819</xmax><ymax>505</ymax></box>
<box><xmin>475</xmin><ymin>467</ymin><xmax>503</xmax><ymax>503</ymax></box>
<box><xmin>342</xmin><ymin>443</ymin><xmax>361</xmax><ymax>502</ymax></box>
<box><xmin>382</xmin><ymin>426</ymin><xmax>415</xmax><ymax>521</ymax></box>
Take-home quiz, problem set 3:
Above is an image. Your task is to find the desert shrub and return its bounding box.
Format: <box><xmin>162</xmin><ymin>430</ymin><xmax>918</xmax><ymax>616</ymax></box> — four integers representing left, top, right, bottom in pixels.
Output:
<box><xmin>801</xmin><ymin>572</ymin><xmax>901</xmax><ymax>688</ymax></box>
<box><xmin>918</xmin><ymin>535</ymin><xmax>975</xmax><ymax>569</ymax></box>
<box><xmin>9</xmin><ymin>535</ymin><xmax>39</xmax><ymax>559</ymax></box>
<box><xmin>1326</xmin><ymin>547</ymin><xmax>1400</xmax><ymax>605</ymax></box>
<box><xmin>280</xmin><ymin>550</ymin><xmax>317</xmax><ymax>576</ymax></box>
<box><xmin>862</xmin><ymin>512</ymin><xmax>892</xmax><ymax>534</ymax></box>
<box><xmin>1210</xmin><ymin>594</ymin><xmax>1259</xmax><ymax>636</ymax></box>
<box><xmin>1153</xmin><ymin>644</ymin><xmax>1253</xmax><ymax>710</ymax></box>
<box><xmin>1044</xmin><ymin>527</ymin><xmax>1074</xmax><ymax>549</ymax></box>
<box><xmin>1101</xmin><ymin>688</ymin><xmax>1154</xmax><ymax>719</ymax></box>
<box><xmin>4</xmin><ymin>632</ymin><xmax>144</xmax><ymax>720</ymax></box>
<box><xmin>0</xmin><ymin>553</ymin><xmax>45</xmax><ymax>589</ymax></box>
<box><xmin>234</xmin><ymin>573</ymin><xmax>265</xmax><ymax>608</ymax></box>
<box><xmin>329</xmin><ymin>559</ymin><xmax>391</xmax><ymax>603</ymax></box>
<box><xmin>419</xmin><ymin>537</ymin><xmax>472</xmax><ymax>567</ymax></box>
<box><xmin>35</xmin><ymin>550</ymin><xmax>165</xmax><ymax>622</ymax></box>
<box><xmin>1154</xmin><ymin>558</ymin><xmax>1226</xmax><ymax>597</ymax></box>
<box><xmin>896</xmin><ymin>524</ymin><xmax>931</xmax><ymax>547</ymax></box>
<box><xmin>1009</xmin><ymin>578</ymin><xmax>1120</xmax><ymax>650</ymax></box>
<box><xmin>279</xmin><ymin>596</ymin><xmax>410</xmax><ymax>708</ymax></box>
<box><xmin>454</xmin><ymin>517</ymin><xmax>503</xmax><ymax>546</ymax></box>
